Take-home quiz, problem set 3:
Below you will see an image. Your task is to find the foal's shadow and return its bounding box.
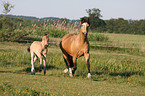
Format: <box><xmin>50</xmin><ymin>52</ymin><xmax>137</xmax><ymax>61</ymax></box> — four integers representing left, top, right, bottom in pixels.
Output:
<box><xmin>21</xmin><ymin>65</ymin><xmax>59</xmax><ymax>73</ymax></box>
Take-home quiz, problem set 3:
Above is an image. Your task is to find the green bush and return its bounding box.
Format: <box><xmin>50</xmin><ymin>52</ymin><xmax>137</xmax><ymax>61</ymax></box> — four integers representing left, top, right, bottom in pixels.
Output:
<box><xmin>33</xmin><ymin>26</ymin><xmax>68</xmax><ymax>38</ymax></box>
<box><xmin>49</xmin><ymin>28</ymin><xmax>68</xmax><ymax>38</ymax></box>
<box><xmin>89</xmin><ymin>33</ymin><xmax>109</xmax><ymax>42</ymax></box>
<box><xmin>0</xmin><ymin>28</ymin><xmax>32</xmax><ymax>42</ymax></box>
<box><xmin>0</xmin><ymin>16</ymin><xmax>33</xmax><ymax>42</ymax></box>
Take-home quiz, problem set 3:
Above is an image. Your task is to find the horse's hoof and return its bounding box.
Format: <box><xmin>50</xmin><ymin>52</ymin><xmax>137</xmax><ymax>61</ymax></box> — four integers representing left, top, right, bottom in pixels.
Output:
<box><xmin>87</xmin><ymin>73</ymin><xmax>92</xmax><ymax>79</ymax></box>
<box><xmin>63</xmin><ymin>69</ymin><xmax>68</xmax><ymax>73</ymax></box>
<box><xmin>69</xmin><ymin>73</ymin><xmax>73</xmax><ymax>77</ymax></box>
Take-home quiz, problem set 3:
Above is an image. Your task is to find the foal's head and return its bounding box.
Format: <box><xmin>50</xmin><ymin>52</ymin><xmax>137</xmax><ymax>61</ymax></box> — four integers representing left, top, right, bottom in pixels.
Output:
<box><xmin>42</xmin><ymin>33</ymin><xmax>49</xmax><ymax>48</ymax></box>
<box><xmin>80</xmin><ymin>18</ymin><xmax>90</xmax><ymax>37</ymax></box>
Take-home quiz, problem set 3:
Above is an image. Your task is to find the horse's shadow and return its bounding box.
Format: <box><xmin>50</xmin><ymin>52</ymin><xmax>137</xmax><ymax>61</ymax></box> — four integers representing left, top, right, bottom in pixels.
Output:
<box><xmin>92</xmin><ymin>71</ymin><xmax>144</xmax><ymax>81</ymax></box>
<box><xmin>109</xmin><ymin>71</ymin><xmax>144</xmax><ymax>77</ymax></box>
<box><xmin>0</xmin><ymin>65</ymin><xmax>58</xmax><ymax>75</ymax></box>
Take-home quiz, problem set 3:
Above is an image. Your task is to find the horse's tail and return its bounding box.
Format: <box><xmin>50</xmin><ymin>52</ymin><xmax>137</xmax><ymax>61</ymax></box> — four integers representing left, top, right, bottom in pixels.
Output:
<box><xmin>27</xmin><ymin>46</ymin><xmax>30</xmax><ymax>52</ymax></box>
<box><xmin>59</xmin><ymin>40</ymin><xmax>74</xmax><ymax>67</ymax></box>
<box><xmin>59</xmin><ymin>40</ymin><xmax>63</xmax><ymax>51</ymax></box>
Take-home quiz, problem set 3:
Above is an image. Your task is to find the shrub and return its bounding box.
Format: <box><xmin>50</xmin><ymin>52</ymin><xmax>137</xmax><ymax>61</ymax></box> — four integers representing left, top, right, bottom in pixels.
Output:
<box><xmin>89</xmin><ymin>33</ymin><xmax>109</xmax><ymax>42</ymax></box>
<box><xmin>32</xmin><ymin>22</ymin><xmax>68</xmax><ymax>38</ymax></box>
<box><xmin>0</xmin><ymin>16</ymin><xmax>33</xmax><ymax>42</ymax></box>
<box><xmin>0</xmin><ymin>28</ymin><xmax>32</xmax><ymax>42</ymax></box>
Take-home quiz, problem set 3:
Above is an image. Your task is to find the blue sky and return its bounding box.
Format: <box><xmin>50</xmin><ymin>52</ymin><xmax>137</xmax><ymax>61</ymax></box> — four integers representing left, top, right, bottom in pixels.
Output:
<box><xmin>0</xmin><ymin>0</ymin><xmax>145</xmax><ymax>20</ymax></box>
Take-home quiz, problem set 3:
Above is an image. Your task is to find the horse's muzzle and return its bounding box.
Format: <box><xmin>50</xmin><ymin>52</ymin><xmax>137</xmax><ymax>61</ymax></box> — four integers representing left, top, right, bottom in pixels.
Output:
<box><xmin>83</xmin><ymin>32</ymin><xmax>87</xmax><ymax>37</ymax></box>
<box><xmin>44</xmin><ymin>45</ymin><xmax>48</xmax><ymax>49</ymax></box>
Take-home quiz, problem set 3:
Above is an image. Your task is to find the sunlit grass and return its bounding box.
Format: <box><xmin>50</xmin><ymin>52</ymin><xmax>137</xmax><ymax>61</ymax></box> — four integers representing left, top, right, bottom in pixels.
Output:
<box><xmin>101</xmin><ymin>33</ymin><xmax>145</xmax><ymax>48</ymax></box>
<box><xmin>0</xmin><ymin>33</ymin><xmax>145</xmax><ymax>95</ymax></box>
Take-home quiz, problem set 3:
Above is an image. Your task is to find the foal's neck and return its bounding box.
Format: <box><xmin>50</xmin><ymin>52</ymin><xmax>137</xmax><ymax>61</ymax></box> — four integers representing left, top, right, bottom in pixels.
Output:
<box><xmin>41</xmin><ymin>39</ymin><xmax>45</xmax><ymax>47</ymax></box>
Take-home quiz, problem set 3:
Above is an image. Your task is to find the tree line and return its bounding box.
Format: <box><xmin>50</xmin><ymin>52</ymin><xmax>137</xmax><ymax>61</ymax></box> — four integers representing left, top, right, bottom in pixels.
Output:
<box><xmin>82</xmin><ymin>8</ymin><xmax>145</xmax><ymax>35</ymax></box>
<box><xmin>0</xmin><ymin>1</ymin><xmax>145</xmax><ymax>42</ymax></box>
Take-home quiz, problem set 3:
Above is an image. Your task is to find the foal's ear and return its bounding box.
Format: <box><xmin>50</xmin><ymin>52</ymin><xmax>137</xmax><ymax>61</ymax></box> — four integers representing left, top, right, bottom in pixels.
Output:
<box><xmin>43</xmin><ymin>33</ymin><xmax>49</xmax><ymax>36</ymax></box>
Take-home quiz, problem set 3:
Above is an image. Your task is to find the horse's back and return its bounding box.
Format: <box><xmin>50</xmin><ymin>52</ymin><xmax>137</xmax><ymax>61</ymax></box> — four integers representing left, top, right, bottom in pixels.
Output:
<box><xmin>61</xmin><ymin>34</ymin><xmax>76</xmax><ymax>41</ymax></box>
<box><xmin>30</xmin><ymin>41</ymin><xmax>42</xmax><ymax>53</ymax></box>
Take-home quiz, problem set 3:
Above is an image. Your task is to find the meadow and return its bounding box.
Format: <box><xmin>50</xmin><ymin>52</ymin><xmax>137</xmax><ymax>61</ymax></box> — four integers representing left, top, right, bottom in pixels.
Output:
<box><xmin>0</xmin><ymin>21</ymin><xmax>145</xmax><ymax>96</ymax></box>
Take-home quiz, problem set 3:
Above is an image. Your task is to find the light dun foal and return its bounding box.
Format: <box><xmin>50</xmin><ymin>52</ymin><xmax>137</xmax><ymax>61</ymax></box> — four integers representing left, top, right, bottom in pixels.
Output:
<box><xmin>28</xmin><ymin>33</ymin><xmax>49</xmax><ymax>75</ymax></box>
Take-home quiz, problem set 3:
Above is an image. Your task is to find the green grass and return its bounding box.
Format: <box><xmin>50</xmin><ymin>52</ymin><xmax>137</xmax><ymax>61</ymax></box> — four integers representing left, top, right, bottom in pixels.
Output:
<box><xmin>94</xmin><ymin>33</ymin><xmax>145</xmax><ymax>48</ymax></box>
<box><xmin>0</xmin><ymin>71</ymin><xmax>145</xmax><ymax>96</ymax></box>
<box><xmin>0</xmin><ymin>33</ymin><xmax>145</xmax><ymax>95</ymax></box>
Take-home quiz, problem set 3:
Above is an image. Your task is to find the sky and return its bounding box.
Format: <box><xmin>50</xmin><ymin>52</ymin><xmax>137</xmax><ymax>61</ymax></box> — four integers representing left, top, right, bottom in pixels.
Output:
<box><xmin>0</xmin><ymin>0</ymin><xmax>145</xmax><ymax>20</ymax></box>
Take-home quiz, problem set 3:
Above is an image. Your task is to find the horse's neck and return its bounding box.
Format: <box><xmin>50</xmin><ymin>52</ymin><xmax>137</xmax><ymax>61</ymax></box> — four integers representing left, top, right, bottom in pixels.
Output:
<box><xmin>78</xmin><ymin>31</ymin><xmax>86</xmax><ymax>44</ymax></box>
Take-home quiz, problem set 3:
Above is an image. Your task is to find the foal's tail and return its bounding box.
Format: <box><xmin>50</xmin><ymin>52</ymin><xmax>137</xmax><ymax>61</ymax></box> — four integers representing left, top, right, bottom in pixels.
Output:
<box><xmin>27</xmin><ymin>47</ymin><xmax>30</xmax><ymax>52</ymax></box>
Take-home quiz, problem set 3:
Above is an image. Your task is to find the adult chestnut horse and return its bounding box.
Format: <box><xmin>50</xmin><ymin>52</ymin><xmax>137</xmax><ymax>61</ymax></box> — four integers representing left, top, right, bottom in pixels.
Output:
<box><xmin>59</xmin><ymin>18</ymin><xmax>92</xmax><ymax>78</ymax></box>
<box><xmin>27</xmin><ymin>33</ymin><xmax>49</xmax><ymax>75</ymax></box>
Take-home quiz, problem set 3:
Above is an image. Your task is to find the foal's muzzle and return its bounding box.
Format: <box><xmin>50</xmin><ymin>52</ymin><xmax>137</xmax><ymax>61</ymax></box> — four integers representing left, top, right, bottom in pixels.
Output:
<box><xmin>44</xmin><ymin>44</ymin><xmax>48</xmax><ymax>49</ymax></box>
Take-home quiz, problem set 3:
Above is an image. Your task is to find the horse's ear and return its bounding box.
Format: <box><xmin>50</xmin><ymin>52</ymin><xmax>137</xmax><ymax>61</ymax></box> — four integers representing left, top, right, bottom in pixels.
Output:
<box><xmin>87</xmin><ymin>18</ymin><xmax>90</xmax><ymax>26</ymax></box>
<box><xmin>81</xmin><ymin>18</ymin><xmax>85</xmax><ymax>24</ymax></box>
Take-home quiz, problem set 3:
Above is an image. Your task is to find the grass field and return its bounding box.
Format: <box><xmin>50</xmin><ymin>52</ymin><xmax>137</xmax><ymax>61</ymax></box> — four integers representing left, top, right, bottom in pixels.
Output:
<box><xmin>0</xmin><ymin>33</ymin><xmax>145</xmax><ymax>96</ymax></box>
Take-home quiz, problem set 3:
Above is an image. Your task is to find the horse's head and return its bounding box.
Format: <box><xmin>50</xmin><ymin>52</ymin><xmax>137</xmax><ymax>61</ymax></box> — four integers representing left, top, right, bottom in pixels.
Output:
<box><xmin>80</xmin><ymin>18</ymin><xmax>90</xmax><ymax>37</ymax></box>
<box><xmin>42</xmin><ymin>33</ymin><xmax>49</xmax><ymax>48</ymax></box>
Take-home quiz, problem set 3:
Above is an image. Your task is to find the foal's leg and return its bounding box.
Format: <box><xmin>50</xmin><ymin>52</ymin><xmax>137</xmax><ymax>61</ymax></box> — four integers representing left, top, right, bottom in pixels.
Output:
<box><xmin>42</xmin><ymin>50</ymin><xmax>47</xmax><ymax>75</ymax></box>
<box><xmin>31</xmin><ymin>52</ymin><xmax>35</xmax><ymax>75</ymax></box>
<box><xmin>84</xmin><ymin>53</ymin><xmax>92</xmax><ymax>78</ymax></box>
<box><xmin>34</xmin><ymin>56</ymin><xmax>37</xmax><ymax>63</ymax></box>
<box><xmin>37</xmin><ymin>53</ymin><xmax>43</xmax><ymax>72</ymax></box>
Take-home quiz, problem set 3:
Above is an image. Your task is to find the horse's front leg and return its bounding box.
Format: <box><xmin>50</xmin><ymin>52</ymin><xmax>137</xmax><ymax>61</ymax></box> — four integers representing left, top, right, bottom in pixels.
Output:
<box><xmin>84</xmin><ymin>53</ymin><xmax>92</xmax><ymax>78</ymax></box>
<box><xmin>72</xmin><ymin>57</ymin><xmax>77</xmax><ymax>75</ymax></box>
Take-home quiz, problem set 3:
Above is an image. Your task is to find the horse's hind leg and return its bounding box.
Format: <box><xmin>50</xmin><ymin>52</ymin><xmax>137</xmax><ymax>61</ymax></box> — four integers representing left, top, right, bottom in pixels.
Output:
<box><xmin>31</xmin><ymin>52</ymin><xmax>35</xmax><ymax>75</ymax></box>
<box><xmin>63</xmin><ymin>54</ymin><xmax>73</xmax><ymax>77</ymax></box>
<box><xmin>63</xmin><ymin>55</ymin><xmax>69</xmax><ymax>73</ymax></box>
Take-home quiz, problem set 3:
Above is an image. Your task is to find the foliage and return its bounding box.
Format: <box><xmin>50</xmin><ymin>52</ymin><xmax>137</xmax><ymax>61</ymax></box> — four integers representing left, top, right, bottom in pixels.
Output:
<box><xmin>2</xmin><ymin>1</ymin><xmax>14</xmax><ymax>15</ymax></box>
<box><xmin>89</xmin><ymin>33</ymin><xmax>109</xmax><ymax>42</ymax></box>
<box><xmin>84</xmin><ymin>8</ymin><xmax>145</xmax><ymax>35</ymax></box>
<box><xmin>31</xmin><ymin>20</ymin><xmax>69</xmax><ymax>38</ymax></box>
<box><xmin>86</xmin><ymin>8</ymin><xmax>103</xmax><ymax>18</ymax></box>
<box><xmin>104</xmin><ymin>18</ymin><xmax>145</xmax><ymax>35</ymax></box>
<box><xmin>83</xmin><ymin>8</ymin><xmax>106</xmax><ymax>30</ymax></box>
<box><xmin>0</xmin><ymin>16</ymin><xmax>32</xmax><ymax>41</ymax></box>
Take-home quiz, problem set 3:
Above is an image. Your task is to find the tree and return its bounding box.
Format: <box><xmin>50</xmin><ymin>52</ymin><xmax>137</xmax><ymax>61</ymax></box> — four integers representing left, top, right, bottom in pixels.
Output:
<box><xmin>2</xmin><ymin>1</ymin><xmax>14</xmax><ymax>15</ymax></box>
<box><xmin>86</xmin><ymin>8</ymin><xmax>102</xmax><ymax>18</ymax></box>
<box><xmin>84</xmin><ymin>8</ymin><xmax>106</xmax><ymax>31</ymax></box>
